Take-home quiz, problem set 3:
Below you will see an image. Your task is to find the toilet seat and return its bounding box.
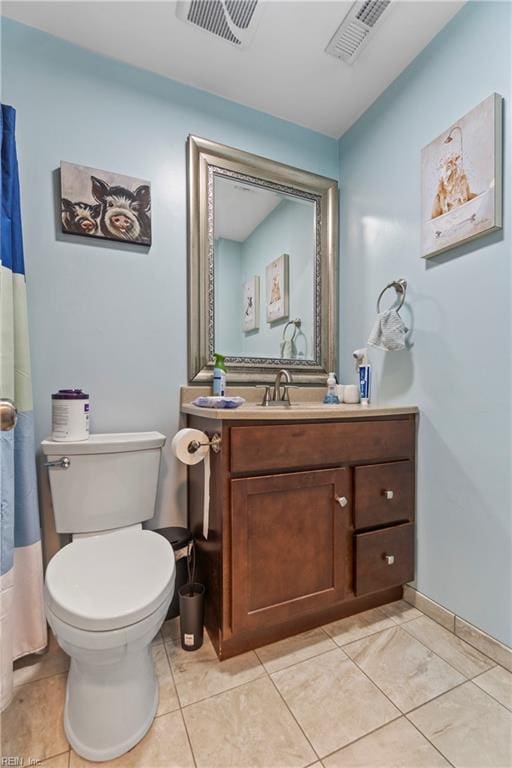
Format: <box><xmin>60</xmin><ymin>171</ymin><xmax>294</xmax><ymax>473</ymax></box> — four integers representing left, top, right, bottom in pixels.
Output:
<box><xmin>45</xmin><ymin>528</ymin><xmax>175</xmax><ymax>631</ymax></box>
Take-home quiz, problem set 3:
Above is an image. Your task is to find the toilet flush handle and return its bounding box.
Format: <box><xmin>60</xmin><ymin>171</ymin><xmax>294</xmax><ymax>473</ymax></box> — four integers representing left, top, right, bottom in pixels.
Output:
<box><xmin>44</xmin><ymin>456</ymin><xmax>71</xmax><ymax>469</ymax></box>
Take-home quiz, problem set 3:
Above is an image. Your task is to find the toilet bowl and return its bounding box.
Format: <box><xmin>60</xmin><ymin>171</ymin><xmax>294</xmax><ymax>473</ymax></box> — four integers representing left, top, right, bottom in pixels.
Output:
<box><xmin>42</xmin><ymin>432</ymin><xmax>174</xmax><ymax>761</ymax></box>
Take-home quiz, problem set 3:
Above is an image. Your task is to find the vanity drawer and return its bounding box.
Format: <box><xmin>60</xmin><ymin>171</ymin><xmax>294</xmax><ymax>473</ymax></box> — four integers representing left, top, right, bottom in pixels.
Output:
<box><xmin>229</xmin><ymin>418</ymin><xmax>414</xmax><ymax>474</ymax></box>
<box><xmin>354</xmin><ymin>522</ymin><xmax>414</xmax><ymax>596</ymax></box>
<box><xmin>354</xmin><ymin>461</ymin><xmax>414</xmax><ymax>530</ymax></box>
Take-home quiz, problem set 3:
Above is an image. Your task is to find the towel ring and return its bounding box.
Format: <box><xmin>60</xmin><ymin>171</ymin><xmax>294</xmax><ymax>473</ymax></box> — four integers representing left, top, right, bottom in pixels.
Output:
<box><xmin>281</xmin><ymin>318</ymin><xmax>301</xmax><ymax>342</ymax></box>
<box><xmin>376</xmin><ymin>279</ymin><xmax>407</xmax><ymax>313</ymax></box>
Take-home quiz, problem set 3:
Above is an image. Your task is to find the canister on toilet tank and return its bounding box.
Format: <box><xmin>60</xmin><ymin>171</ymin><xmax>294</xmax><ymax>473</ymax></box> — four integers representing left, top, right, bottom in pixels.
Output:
<box><xmin>51</xmin><ymin>389</ymin><xmax>90</xmax><ymax>441</ymax></box>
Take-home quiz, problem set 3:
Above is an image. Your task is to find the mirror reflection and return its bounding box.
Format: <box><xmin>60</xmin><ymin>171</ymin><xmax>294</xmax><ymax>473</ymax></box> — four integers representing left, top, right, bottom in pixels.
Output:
<box><xmin>213</xmin><ymin>174</ymin><xmax>316</xmax><ymax>361</ymax></box>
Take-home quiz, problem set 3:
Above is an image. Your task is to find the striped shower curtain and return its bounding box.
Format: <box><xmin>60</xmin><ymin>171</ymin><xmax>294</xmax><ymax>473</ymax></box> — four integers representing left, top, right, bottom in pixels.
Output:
<box><xmin>0</xmin><ymin>104</ymin><xmax>46</xmax><ymax>711</ymax></box>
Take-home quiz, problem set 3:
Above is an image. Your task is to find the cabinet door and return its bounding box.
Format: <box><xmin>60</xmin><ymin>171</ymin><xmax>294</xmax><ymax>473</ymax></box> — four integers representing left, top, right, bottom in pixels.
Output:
<box><xmin>231</xmin><ymin>468</ymin><xmax>352</xmax><ymax>633</ymax></box>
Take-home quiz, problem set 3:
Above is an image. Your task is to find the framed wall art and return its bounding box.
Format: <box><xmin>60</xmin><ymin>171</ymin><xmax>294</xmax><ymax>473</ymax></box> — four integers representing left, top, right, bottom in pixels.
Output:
<box><xmin>242</xmin><ymin>275</ymin><xmax>260</xmax><ymax>332</ymax></box>
<box><xmin>421</xmin><ymin>93</ymin><xmax>502</xmax><ymax>258</ymax></box>
<box><xmin>61</xmin><ymin>161</ymin><xmax>151</xmax><ymax>245</ymax></box>
<box><xmin>265</xmin><ymin>253</ymin><xmax>289</xmax><ymax>323</ymax></box>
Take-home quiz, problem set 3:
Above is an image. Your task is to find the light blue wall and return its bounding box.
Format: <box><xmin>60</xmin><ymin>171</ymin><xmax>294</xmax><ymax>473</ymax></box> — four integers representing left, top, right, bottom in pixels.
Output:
<box><xmin>215</xmin><ymin>198</ymin><xmax>315</xmax><ymax>360</ymax></box>
<box><xmin>339</xmin><ymin>1</ymin><xmax>511</xmax><ymax>645</ymax></box>
<box><xmin>0</xmin><ymin>18</ymin><xmax>339</xmax><ymax>528</ymax></box>
<box><xmin>240</xmin><ymin>198</ymin><xmax>314</xmax><ymax>359</ymax></box>
<box><xmin>214</xmin><ymin>238</ymin><xmax>243</xmax><ymax>357</ymax></box>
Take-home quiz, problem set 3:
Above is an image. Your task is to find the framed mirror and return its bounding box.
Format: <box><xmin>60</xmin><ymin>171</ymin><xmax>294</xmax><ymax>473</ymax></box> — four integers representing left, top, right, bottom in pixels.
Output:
<box><xmin>187</xmin><ymin>135</ymin><xmax>338</xmax><ymax>384</ymax></box>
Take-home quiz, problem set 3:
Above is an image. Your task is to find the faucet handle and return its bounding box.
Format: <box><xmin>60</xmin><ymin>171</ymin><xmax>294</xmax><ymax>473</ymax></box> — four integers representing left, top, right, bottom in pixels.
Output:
<box><xmin>256</xmin><ymin>385</ymin><xmax>272</xmax><ymax>406</ymax></box>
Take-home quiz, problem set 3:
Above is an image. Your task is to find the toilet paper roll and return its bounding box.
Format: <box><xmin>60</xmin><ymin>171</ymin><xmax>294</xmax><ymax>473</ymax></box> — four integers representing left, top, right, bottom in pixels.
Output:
<box><xmin>171</xmin><ymin>428</ymin><xmax>211</xmax><ymax>539</ymax></box>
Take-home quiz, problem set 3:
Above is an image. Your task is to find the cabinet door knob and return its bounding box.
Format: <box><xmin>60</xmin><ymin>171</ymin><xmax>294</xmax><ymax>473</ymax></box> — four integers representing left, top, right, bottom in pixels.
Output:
<box><xmin>384</xmin><ymin>554</ymin><xmax>395</xmax><ymax>565</ymax></box>
<box><xmin>335</xmin><ymin>495</ymin><xmax>348</xmax><ymax>508</ymax></box>
<box><xmin>383</xmin><ymin>490</ymin><xmax>394</xmax><ymax>500</ymax></box>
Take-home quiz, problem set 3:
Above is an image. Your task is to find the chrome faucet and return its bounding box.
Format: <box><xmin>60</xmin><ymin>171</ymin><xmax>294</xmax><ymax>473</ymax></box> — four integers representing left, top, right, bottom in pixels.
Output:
<box><xmin>259</xmin><ymin>369</ymin><xmax>293</xmax><ymax>406</ymax></box>
<box><xmin>273</xmin><ymin>369</ymin><xmax>292</xmax><ymax>402</ymax></box>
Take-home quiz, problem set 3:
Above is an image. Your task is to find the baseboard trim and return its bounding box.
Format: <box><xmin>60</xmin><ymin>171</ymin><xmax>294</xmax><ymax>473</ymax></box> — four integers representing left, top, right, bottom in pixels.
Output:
<box><xmin>403</xmin><ymin>585</ymin><xmax>455</xmax><ymax>631</ymax></box>
<box><xmin>403</xmin><ymin>585</ymin><xmax>512</xmax><ymax>671</ymax></box>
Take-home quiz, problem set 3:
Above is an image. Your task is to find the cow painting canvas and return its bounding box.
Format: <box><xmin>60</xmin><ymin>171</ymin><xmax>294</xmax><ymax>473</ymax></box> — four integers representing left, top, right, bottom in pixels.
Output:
<box><xmin>60</xmin><ymin>162</ymin><xmax>151</xmax><ymax>245</ymax></box>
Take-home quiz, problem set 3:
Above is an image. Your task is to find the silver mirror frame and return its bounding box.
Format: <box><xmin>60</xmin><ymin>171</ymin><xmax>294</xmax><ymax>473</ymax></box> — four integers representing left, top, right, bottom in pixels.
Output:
<box><xmin>187</xmin><ymin>135</ymin><xmax>338</xmax><ymax>384</ymax></box>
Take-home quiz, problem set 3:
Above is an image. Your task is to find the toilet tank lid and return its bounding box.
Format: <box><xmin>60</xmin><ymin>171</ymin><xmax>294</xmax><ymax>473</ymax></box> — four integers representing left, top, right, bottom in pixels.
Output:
<box><xmin>41</xmin><ymin>431</ymin><xmax>166</xmax><ymax>455</ymax></box>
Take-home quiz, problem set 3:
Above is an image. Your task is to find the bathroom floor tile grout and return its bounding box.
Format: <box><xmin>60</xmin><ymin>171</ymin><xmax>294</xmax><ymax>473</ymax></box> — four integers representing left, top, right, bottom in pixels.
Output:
<box><xmin>314</xmin><ymin>713</ymin><xmax>410</xmax><ymax>765</ymax></box>
<box><xmin>13</xmin><ymin>667</ymin><xmax>69</xmax><ymax>689</ymax></box>
<box><xmin>254</xmin><ymin>638</ymin><xmax>341</xmax><ymax>675</ymax></box>
<box><xmin>263</xmin><ymin>663</ymin><xmax>323</xmax><ymax>762</ymax></box>
<box><xmin>400</xmin><ymin>616</ymin><xmax>502</xmax><ymax>670</ymax></box>
<box><xmin>406</xmin><ymin>596</ymin><xmax>512</xmax><ymax>668</ymax></box>
<box><xmin>165</xmin><ymin>635</ymin><xmax>408</xmax><ymax>765</ymax></box>
<box><xmin>174</xmin><ymin>666</ymin><xmax>268</xmax><ymax>710</ymax></box>
<box><xmin>333</xmin><ymin>639</ymin><xmax>412</xmax><ymax>720</ymax></box>
<box><xmin>10</xmin><ymin>670</ymin><xmax>68</xmax><ymax>695</ymax></box>
<box><xmin>403</xmin><ymin>679</ymin><xmax>471</xmax><ymax>718</ymax></box>
<box><xmin>162</xmin><ymin>635</ymin><xmax>198</xmax><ymax>767</ymax></box>
<box><xmin>337</xmin><ymin>626</ymin><xmax>468</xmax><ymax>719</ymax></box>
<box><xmin>10</xmin><ymin>602</ymin><xmax>511</xmax><ymax>768</ymax></box>
<box><xmin>328</xmin><ymin>630</ymin><xmax>463</xmax><ymax>766</ymax></box>
<box><xmin>39</xmin><ymin>749</ymin><xmax>71</xmax><ymax>767</ymax></box>
<box><xmin>261</xmin><ymin>614</ymin><xmax>459</xmax><ymax>765</ymax></box>
<box><xmin>177</xmin><ymin>707</ymin><xmax>198</xmax><ymax>768</ymax></box>
<box><xmin>471</xmin><ymin>663</ymin><xmax>498</xmax><ymax>679</ymax></box>
<box><xmin>465</xmin><ymin>670</ymin><xmax>512</xmax><ymax>713</ymax></box>
<box><xmin>322</xmin><ymin>606</ymin><xmax>418</xmax><ymax>649</ymax></box>
<box><xmin>403</xmin><ymin>713</ymin><xmax>457</xmax><ymax>768</ymax></box>
<box><xmin>400</xmin><ymin>677</ymin><xmax>512</xmax><ymax>765</ymax></box>
<box><xmin>371</xmin><ymin>622</ymin><xmax>481</xmax><ymax>685</ymax></box>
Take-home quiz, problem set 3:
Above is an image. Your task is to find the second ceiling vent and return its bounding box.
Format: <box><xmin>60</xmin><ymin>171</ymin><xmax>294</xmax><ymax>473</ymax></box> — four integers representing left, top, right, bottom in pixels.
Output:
<box><xmin>326</xmin><ymin>0</ymin><xmax>391</xmax><ymax>64</ymax></box>
<box><xmin>176</xmin><ymin>1</ymin><xmax>263</xmax><ymax>48</ymax></box>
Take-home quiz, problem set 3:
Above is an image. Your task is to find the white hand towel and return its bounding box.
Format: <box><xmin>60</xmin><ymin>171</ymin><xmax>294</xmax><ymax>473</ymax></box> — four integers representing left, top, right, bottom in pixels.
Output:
<box><xmin>368</xmin><ymin>309</ymin><xmax>408</xmax><ymax>351</ymax></box>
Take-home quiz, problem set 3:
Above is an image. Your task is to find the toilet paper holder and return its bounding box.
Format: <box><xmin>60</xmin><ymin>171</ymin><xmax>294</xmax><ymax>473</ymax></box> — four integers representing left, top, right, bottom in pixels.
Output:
<box><xmin>187</xmin><ymin>432</ymin><xmax>222</xmax><ymax>454</ymax></box>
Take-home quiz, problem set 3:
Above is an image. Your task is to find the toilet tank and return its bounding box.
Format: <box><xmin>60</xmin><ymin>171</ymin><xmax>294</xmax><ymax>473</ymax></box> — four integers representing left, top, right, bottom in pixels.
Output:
<box><xmin>41</xmin><ymin>432</ymin><xmax>166</xmax><ymax>534</ymax></box>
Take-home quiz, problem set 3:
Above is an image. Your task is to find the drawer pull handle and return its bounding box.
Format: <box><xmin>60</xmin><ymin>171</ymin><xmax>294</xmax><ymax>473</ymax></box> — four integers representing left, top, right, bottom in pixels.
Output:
<box><xmin>384</xmin><ymin>554</ymin><xmax>395</xmax><ymax>565</ymax></box>
<box><xmin>336</xmin><ymin>495</ymin><xmax>348</xmax><ymax>508</ymax></box>
<box><xmin>383</xmin><ymin>490</ymin><xmax>394</xmax><ymax>500</ymax></box>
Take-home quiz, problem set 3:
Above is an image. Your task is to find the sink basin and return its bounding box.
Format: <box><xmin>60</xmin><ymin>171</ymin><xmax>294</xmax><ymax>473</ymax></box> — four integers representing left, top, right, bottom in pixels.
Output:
<box><xmin>257</xmin><ymin>402</ymin><xmax>336</xmax><ymax>409</ymax></box>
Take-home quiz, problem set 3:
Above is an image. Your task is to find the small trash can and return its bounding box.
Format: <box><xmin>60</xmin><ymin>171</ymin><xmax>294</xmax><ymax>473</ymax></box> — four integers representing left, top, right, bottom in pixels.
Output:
<box><xmin>178</xmin><ymin>539</ymin><xmax>204</xmax><ymax>651</ymax></box>
<box><xmin>155</xmin><ymin>526</ymin><xmax>193</xmax><ymax>619</ymax></box>
<box><xmin>179</xmin><ymin>582</ymin><xmax>205</xmax><ymax>651</ymax></box>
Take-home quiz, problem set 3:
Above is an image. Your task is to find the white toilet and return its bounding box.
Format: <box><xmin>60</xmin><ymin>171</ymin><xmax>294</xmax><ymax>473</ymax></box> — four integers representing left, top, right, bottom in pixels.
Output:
<box><xmin>42</xmin><ymin>432</ymin><xmax>176</xmax><ymax>762</ymax></box>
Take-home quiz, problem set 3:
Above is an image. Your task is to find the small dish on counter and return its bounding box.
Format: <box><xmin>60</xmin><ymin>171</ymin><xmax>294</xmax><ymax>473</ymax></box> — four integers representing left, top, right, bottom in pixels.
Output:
<box><xmin>191</xmin><ymin>395</ymin><xmax>245</xmax><ymax>409</ymax></box>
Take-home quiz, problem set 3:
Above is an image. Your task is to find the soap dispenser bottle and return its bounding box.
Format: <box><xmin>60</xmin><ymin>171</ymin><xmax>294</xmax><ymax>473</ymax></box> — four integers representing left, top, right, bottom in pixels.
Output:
<box><xmin>212</xmin><ymin>353</ymin><xmax>226</xmax><ymax>396</ymax></box>
<box><xmin>323</xmin><ymin>372</ymin><xmax>340</xmax><ymax>405</ymax></box>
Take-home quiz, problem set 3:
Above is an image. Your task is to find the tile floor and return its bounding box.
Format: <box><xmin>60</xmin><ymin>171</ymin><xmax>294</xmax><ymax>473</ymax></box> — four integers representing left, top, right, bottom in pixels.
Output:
<box><xmin>3</xmin><ymin>600</ymin><xmax>512</xmax><ymax>768</ymax></box>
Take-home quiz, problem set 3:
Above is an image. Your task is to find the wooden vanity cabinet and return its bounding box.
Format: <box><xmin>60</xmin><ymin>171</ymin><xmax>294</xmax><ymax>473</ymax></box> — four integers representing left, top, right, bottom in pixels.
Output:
<box><xmin>187</xmin><ymin>412</ymin><xmax>416</xmax><ymax>659</ymax></box>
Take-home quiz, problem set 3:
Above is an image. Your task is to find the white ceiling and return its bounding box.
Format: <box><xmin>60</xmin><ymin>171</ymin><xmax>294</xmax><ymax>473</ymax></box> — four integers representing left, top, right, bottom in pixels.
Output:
<box><xmin>214</xmin><ymin>177</ymin><xmax>282</xmax><ymax>241</ymax></box>
<box><xmin>1</xmin><ymin>1</ymin><xmax>465</xmax><ymax>138</ymax></box>
<box><xmin>214</xmin><ymin>176</ymin><xmax>313</xmax><ymax>241</ymax></box>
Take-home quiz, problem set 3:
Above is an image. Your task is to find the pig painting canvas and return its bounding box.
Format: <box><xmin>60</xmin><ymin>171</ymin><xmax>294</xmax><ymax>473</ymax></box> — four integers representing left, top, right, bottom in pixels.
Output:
<box><xmin>60</xmin><ymin>162</ymin><xmax>151</xmax><ymax>245</ymax></box>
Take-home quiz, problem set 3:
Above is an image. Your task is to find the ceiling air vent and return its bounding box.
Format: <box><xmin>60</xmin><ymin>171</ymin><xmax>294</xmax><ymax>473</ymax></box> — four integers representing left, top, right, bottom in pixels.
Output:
<box><xmin>325</xmin><ymin>0</ymin><xmax>391</xmax><ymax>64</ymax></box>
<box><xmin>176</xmin><ymin>0</ymin><xmax>263</xmax><ymax>48</ymax></box>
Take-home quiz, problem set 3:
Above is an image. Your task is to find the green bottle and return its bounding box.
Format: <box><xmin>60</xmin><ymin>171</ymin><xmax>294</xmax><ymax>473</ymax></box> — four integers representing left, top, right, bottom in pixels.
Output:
<box><xmin>212</xmin><ymin>353</ymin><xmax>226</xmax><ymax>396</ymax></box>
